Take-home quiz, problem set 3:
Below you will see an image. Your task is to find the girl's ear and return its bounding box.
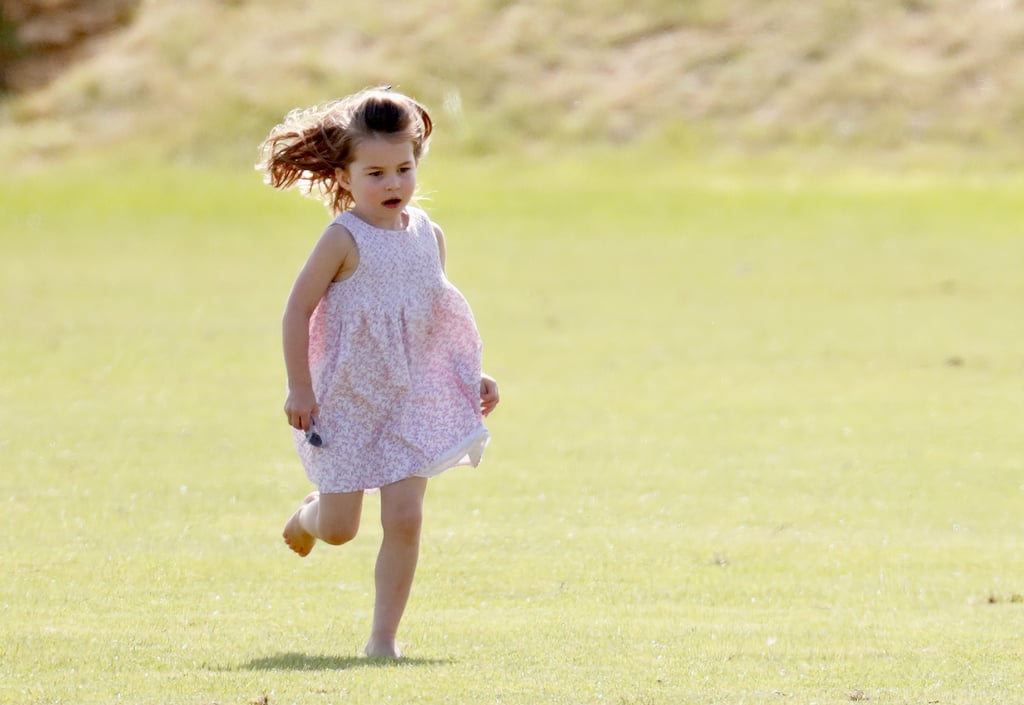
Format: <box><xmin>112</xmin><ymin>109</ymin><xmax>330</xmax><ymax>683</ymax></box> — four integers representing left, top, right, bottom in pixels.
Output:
<box><xmin>335</xmin><ymin>167</ymin><xmax>350</xmax><ymax>190</ymax></box>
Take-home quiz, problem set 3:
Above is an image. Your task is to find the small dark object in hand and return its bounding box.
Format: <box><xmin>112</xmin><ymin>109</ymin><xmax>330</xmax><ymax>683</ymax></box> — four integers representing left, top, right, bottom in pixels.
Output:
<box><xmin>306</xmin><ymin>420</ymin><xmax>324</xmax><ymax>447</ymax></box>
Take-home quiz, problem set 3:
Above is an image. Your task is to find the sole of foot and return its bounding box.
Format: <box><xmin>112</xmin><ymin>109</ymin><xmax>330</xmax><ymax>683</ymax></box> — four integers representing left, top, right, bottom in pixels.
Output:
<box><xmin>282</xmin><ymin>492</ymin><xmax>318</xmax><ymax>557</ymax></box>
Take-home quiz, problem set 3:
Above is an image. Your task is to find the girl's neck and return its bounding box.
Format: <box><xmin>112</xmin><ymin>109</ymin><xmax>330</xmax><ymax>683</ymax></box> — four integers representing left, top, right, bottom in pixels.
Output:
<box><xmin>350</xmin><ymin>205</ymin><xmax>409</xmax><ymax>231</ymax></box>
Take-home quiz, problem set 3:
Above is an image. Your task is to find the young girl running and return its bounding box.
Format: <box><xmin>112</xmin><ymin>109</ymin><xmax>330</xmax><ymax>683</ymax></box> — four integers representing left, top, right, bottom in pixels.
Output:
<box><xmin>257</xmin><ymin>87</ymin><xmax>499</xmax><ymax>658</ymax></box>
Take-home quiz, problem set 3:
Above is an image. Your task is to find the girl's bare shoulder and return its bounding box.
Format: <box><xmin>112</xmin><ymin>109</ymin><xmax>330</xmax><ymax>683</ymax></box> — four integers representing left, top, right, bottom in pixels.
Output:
<box><xmin>322</xmin><ymin>219</ymin><xmax>357</xmax><ymax>250</ymax></box>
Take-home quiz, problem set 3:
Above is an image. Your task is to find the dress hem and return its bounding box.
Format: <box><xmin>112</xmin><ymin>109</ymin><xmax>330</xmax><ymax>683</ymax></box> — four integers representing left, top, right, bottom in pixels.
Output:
<box><xmin>414</xmin><ymin>426</ymin><xmax>490</xmax><ymax>480</ymax></box>
<box><xmin>315</xmin><ymin>426</ymin><xmax>491</xmax><ymax>494</ymax></box>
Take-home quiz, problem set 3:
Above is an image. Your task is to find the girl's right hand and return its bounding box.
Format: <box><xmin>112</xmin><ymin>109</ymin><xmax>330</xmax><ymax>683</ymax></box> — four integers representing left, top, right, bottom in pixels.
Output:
<box><xmin>284</xmin><ymin>387</ymin><xmax>319</xmax><ymax>431</ymax></box>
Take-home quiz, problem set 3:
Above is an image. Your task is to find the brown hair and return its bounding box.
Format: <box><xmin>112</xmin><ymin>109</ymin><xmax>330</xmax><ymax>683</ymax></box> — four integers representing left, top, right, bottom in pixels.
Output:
<box><xmin>257</xmin><ymin>87</ymin><xmax>433</xmax><ymax>214</ymax></box>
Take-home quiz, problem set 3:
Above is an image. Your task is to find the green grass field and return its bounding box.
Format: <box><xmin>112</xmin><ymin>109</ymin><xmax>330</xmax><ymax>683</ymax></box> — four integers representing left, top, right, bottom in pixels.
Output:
<box><xmin>2</xmin><ymin>152</ymin><xmax>1023</xmax><ymax>704</ymax></box>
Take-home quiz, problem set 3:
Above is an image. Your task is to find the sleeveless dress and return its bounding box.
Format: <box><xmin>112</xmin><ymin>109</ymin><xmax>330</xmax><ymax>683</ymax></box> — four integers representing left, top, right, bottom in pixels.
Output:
<box><xmin>294</xmin><ymin>206</ymin><xmax>490</xmax><ymax>493</ymax></box>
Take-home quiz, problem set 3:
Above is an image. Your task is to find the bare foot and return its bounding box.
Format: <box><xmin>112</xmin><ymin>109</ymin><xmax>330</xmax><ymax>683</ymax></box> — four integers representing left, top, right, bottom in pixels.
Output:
<box><xmin>282</xmin><ymin>492</ymin><xmax>318</xmax><ymax>557</ymax></box>
<box><xmin>364</xmin><ymin>637</ymin><xmax>402</xmax><ymax>659</ymax></box>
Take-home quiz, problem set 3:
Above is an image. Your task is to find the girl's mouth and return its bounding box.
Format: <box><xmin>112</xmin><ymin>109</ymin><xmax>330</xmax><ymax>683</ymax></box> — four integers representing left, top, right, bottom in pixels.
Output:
<box><xmin>382</xmin><ymin>198</ymin><xmax>402</xmax><ymax>208</ymax></box>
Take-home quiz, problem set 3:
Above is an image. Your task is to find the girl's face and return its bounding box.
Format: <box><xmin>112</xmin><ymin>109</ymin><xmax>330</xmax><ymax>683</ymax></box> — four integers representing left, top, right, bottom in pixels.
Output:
<box><xmin>339</xmin><ymin>136</ymin><xmax>417</xmax><ymax>229</ymax></box>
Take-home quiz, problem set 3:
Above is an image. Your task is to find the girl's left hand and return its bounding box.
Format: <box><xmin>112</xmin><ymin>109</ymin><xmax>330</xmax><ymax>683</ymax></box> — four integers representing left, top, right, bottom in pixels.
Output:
<box><xmin>480</xmin><ymin>373</ymin><xmax>500</xmax><ymax>417</ymax></box>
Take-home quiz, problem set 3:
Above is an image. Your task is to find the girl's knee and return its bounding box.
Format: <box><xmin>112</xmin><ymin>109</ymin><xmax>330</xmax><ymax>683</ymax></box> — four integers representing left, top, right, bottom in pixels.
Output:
<box><xmin>318</xmin><ymin>517</ymin><xmax>359</xmax><ymax>545</ymax></box>
<box><xmin>313</xmin><ymin>492</ymin><xmax>363</xmax><ymax>545</ymax></box>
<box><xmin>382</xmin><ymin>506</ymin><xmax>422</xmax><ymax>541</ymax></box>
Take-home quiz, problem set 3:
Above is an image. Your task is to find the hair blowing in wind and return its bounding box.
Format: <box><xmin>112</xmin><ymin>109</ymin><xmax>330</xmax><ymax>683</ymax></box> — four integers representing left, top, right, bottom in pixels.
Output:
<box><xmin>257</xmin><ymin>87</ymin><xmax>433</xmax><ymax>214</ymax></box>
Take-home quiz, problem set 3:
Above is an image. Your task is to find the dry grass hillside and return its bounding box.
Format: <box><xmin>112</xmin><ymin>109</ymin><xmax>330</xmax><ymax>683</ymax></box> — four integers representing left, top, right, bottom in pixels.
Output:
<box><xmin>1</xmin><ymin>0</ymin><xmax>138</xmax><ymax>91</ymax></box>
<box><xmin>3</xmin><ymin>0</ymin><xmax>1024</xmax><ymax>164</ymax></box>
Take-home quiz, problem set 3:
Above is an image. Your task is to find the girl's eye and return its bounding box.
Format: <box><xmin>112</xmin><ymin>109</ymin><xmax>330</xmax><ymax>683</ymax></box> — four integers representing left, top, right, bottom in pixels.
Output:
<box><xmin>369</xmin><ymin>171</ymin><xmax>383</xmax><ymax>178</ymax></box>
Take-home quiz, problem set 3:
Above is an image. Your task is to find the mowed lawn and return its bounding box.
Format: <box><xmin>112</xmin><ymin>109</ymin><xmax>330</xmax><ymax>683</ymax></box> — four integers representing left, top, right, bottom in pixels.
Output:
<box><xmin>1</xmin><ymin>153</ymin><xmax>1023</xmax><ymax>705</ymax></box>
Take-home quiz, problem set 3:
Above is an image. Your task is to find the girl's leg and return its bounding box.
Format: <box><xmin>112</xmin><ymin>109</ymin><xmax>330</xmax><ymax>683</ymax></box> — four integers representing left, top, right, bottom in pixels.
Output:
<box><xmin>365</xmin><ymin>475</ymin><xmax>428</xmax><ymax>658</ymax></box>
<box><xmin>283</xmin><ymin>490</ymin><xmax>364</xmax><ymax>556</ymax></box>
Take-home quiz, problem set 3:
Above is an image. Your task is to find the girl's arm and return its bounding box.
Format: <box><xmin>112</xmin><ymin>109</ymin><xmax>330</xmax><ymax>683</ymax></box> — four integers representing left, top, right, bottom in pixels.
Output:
<box><xmin>282</xmin><ymin>223</ymin><xmax>356</xmax><ymax>431</ymax></box>
<box><xmin>433</xmin><ymin>221</ymin><xmax>500</xmax><ymax>417</ymax></box>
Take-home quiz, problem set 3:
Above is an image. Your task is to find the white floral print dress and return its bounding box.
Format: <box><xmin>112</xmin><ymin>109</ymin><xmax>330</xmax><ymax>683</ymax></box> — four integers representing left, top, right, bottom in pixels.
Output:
<box><xmin>293</xmin><ymin>206</ymin><xmax>489</xmax><ymax>493</ymax></box>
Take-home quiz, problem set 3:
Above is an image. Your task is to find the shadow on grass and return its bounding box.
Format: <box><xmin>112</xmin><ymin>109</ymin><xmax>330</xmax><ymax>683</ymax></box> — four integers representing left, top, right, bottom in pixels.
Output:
<box><xmin>237</xmin><ymin>652</ymin><xmax>452</xmax><ymax>671</ymax></box>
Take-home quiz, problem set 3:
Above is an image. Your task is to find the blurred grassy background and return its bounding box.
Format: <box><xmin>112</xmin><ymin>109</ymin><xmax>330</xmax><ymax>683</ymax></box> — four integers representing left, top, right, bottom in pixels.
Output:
<box><xmin>2</xmin><ymin>3</ymin><xmax>1024</xmax><ymax>704</ymax></box>
<box><xmin>3</xmin><ymin>0</ymin><xmax>1024</xmax><ymax>167</ymax></box>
